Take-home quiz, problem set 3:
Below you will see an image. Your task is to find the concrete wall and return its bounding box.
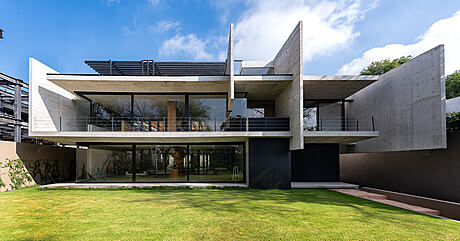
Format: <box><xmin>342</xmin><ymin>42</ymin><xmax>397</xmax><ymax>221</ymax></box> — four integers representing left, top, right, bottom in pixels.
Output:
<box><xmin>345</xmin><ymin>45</ymin><xmax>446</xmax><ymax>152</ymax></box>
<box><xmin>226</xmin><ymin>23</ymin><xmax>234</xmax><ymax>112</ymax></box>
<box><xmin>29</xmin><ymin>58</ymin><xmax>81</xmax><ymax>133</ymax></box>
<box><xmin>0</xmin><ymin>141</ymin><xmax>76</xmax><ymax>192</ymax></box>
<box><xmin>340</xmin><ymin>132</ymin><xmax>460</xmax><ymax>203</ymax></box>
<box><xmin>273</xmin><ymin>21</ymin><xmax>304</xmax><ymax>150</ymax></box>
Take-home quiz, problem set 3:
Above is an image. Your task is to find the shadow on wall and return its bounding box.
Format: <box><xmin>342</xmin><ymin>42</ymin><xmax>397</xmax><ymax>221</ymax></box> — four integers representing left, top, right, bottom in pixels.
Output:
<box><xmin>0</xmin><ymin>141</ymin><xmax>77</xmax><ymax>192</ymax></box>
<box><xmin>340</xmin><ymin>132</ymin><xmax>460</xmax><ymax>203</ymax></box>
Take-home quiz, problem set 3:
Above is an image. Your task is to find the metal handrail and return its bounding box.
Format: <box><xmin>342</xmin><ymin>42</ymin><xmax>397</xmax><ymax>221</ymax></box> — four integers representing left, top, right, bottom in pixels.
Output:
<box><xmin>303</xmin><ymin>117</ymin><xmax>376</xmax><ymax>131</ymax></box>
<box><xmin>34</xmin><ymin>116</ymin><xmax>290</xmax><ymax>132</ymax></box>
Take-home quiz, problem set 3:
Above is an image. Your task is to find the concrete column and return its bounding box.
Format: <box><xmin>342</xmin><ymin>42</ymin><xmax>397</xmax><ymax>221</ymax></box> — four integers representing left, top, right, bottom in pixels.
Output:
<box><xmin>14</xmin><ymin>81</ymin><xmax>21</xmax><ymax>142</ymax></box>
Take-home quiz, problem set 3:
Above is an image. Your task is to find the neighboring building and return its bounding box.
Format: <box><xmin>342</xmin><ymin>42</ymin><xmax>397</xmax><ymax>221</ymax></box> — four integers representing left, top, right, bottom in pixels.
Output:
<box><xmin>0</xmin><ymin>73</ymin><xmax>29</xmax><ymax>142</ymax></box>
<box><xmin>28</xmin><ymin>22</ymin><xmax>446</xmax><ymax>188</ymax></box>
<box><xmin>446</xmin><ymin>96</ymin><xmax>460</xmax><ymax>113</ymax></box>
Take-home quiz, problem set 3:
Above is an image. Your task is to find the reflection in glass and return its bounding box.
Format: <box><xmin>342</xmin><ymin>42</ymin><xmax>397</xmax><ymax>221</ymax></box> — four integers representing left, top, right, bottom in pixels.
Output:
<box><xmin>79</xmin><ymin>145</ymin><xmax>133</xmax><ymax>182</ymax></box>
<box><xmin>189</xmin><ymin>95</ymin><xmax>226</xmax><ymax>131</ymax></box>
<box><xmin>189</xmin><ymin>144</ymin><xmax>244</xmax><ymax>182</ymax></box>
<box><xmin>78</xmin><ymin>144</ymin><xmax>245</xmax><ymax>183</ymax></box>
<box><xmin>135</xmin><ymin>145</ymin><xmax>187</xmax><ymax>182</ymax></box>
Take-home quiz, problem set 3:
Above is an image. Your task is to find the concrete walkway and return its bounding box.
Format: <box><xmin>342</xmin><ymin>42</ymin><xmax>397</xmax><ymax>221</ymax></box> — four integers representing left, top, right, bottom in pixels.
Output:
<box><xmin>41</xmin><ymin>182</ymin><xmax>248</xmax><ymax>189</ymax></box>
<box><xmin>332</xmin><ymin>189</ymin><xmax>441</xmax><ymax>216</ymax></box>
<box><xmin>291</xmin><ymin>182</ymin><xmax>359</xmax><ymax>189</ymax></box>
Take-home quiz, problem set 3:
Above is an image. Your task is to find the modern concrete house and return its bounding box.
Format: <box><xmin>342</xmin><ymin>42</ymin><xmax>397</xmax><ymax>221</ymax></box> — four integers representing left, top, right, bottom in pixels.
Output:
<box><xmin>28</xmin><ymin>22</ymin><xmax>446</xmax><ymax>189</ymax></box>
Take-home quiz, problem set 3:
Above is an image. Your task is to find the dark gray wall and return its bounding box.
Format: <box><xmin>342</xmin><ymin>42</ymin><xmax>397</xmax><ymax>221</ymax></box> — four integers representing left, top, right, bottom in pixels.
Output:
<box><xmin>341</xmin><ymin>133</ymin><xmax>460</xmax><ymax>203</ymax></box>
<box><xmin>249</xmin><ymin>138</ymin><xmax>291</xmax><ymax>189</ymax></box>
<box><xmin>292</xmin><ymin>144</ymin><xmax>339</xmax><ymax>182</ymax></box>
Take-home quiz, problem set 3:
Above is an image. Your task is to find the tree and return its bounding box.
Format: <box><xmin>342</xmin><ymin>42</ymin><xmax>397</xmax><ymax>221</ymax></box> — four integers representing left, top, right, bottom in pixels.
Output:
<box><xmin>360</xmin><ymin>56</ymin><xmax>412</xmax><ymax>75</ymax></box>
<box><xmin>446</xmin><ymin>70</ymin><xmax>460</xmax><ymax>99</ymax></box>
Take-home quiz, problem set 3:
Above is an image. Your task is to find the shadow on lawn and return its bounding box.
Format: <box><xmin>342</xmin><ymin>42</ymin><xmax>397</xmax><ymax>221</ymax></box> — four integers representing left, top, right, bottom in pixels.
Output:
<box><xmin>122</xmin><ymin>189</ymin><xmax>422</xmax><ymax>223</ymax></box>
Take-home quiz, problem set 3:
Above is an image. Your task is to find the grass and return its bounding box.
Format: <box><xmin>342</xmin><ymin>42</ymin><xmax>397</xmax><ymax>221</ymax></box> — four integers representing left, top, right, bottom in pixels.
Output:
<box><xmin>1</xmin><ymin>187</ymin><xmax>460</xmax><ymax>240</ymax></box>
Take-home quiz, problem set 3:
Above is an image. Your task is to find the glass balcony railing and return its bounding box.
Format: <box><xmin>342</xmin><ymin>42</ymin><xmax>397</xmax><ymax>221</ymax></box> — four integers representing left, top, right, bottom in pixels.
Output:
<box><xmin>34</xmin><ymin>116</ymin><xmax>290</xmax><ymax>132</ymax></box>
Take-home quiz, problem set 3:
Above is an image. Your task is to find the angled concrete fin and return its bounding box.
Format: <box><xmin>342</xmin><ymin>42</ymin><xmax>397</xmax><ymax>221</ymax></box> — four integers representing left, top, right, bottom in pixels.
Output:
<box><xmin>225</xmin><ymin>23</ymin><xmax>234</xmax><ymax>112</ymax></box>
<box><xmin>273</xmin><ymin>21</ymin><xmax>304</xmax><ymax>150</ymax></box>
<box><xmin>345</xmin><ymin>45</ymin><xmax>447</xmax><ymax>152</ymax></box>
<box><xmin>29</xmin><ymin>58</ymin><xmax>78</xmax><ymax>134</ymax></box>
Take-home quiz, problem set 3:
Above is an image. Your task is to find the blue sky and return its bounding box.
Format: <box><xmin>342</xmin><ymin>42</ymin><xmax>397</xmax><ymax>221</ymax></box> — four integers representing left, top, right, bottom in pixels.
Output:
<box><xmin>1</xmin><ymin>0</ymin><xmax>459</xmax><ymax>82</ymax></box>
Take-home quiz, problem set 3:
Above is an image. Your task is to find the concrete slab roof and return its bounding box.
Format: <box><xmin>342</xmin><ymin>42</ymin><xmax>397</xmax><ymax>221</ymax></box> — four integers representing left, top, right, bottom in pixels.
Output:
<box><xmin>234</xmin><ymin>75</ymin><xmax>292</xmax><ymax>100</ymax></box>
<box><xmin>30</xmin><ymin>131</ymin><xmax>292</xmax><ymax>145</ymax></box>
<box><xmin>47</xmin><ymin>74</ymin><xmax>292</xmax><ymax>100</ymax></box>
<box><xmin>47</xmin><ymin>74</ymin><xmax>230</xmax><ymax>94</ymax></box>
<box><xmin>303</xmin><ymin>75</ymin><xmax>379</xmax><ymax>99</ymax></box>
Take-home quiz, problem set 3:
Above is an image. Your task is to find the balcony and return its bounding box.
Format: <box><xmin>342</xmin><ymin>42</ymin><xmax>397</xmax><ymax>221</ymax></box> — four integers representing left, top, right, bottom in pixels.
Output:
<box><xmin>303</xmin><ymin>117</ymin><xmax>379</xmax><ymax>144</ymax></box>
<box><xmin>35</xmin><ymin>116</ymin><xmax>290</xmax><ymax>132</ymax></box>
<box><xmin>304</xmin><ymin>117</ymin><xmax>376</xmax><ymax>132</ymax></box>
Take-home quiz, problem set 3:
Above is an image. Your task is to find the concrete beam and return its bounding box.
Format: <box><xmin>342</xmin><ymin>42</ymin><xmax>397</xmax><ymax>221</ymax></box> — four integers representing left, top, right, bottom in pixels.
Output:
<box><xmin>47</xmin><ymin>74</ymin><xmax>230</xmax><ymax>94</ymax></box>
<box><xmin>345</xmin><ymin>45</ymin><xmax>446</xmax><ymax>152</ymax></box>
<box><xmin>273</xmin><ymin>21</ymin><xmax>304</xmax><ymax>150</ymax></box>
<box><xmin>30</xmin><ymin>131</ymin><xmax>292</xmax><ymax>145</ymax></box>
<box><xmin>303</xmin><ymin>131</ymin><xmax>379</xmax><ymax>144</ymax></box>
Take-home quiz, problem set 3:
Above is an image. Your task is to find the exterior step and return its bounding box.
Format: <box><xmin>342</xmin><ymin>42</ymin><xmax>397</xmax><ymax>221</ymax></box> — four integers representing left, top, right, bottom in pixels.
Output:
<box><xmin>331</xmin><ymin>189</ymin><xmax>387</xmax><ymax>200</ymax></box>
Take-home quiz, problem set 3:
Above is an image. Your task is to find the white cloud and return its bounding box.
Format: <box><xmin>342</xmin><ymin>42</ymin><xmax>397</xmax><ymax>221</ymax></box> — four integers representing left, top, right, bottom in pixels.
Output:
<box><xmin>338</xmin><ymin>10</ymin><xmax>460</xmax><ymax>75</ymax></box>
<box><xmin>151</xmin><ymin>20</ymin><xmax>181</xmax><ymax>33</ymax></box>
<box><xmin>147</xmin><ymin>0</ymin><xmax>160</xmax><ymax>7</ymax></box>
<box><xmin>122</xmin><ymin>17</ymin><xmax>138</xmax><ymax>35</ymax></box>
<box><xmin>159</xmin><ymin>34</ymin><xmax>213</xmax><ymax>60</ymax></box>
<box><xmin>234</xmin><ymin>0</ymin><xmax>378</xmax><ymax>61</ymax></box>
<box><xmin>106</xmin><ymin>0</ymin><xmax>121</xmax><ymax>6</ymax></box>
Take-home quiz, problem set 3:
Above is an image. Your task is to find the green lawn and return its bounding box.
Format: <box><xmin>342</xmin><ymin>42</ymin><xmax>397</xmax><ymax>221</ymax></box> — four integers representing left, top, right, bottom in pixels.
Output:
<box><xmin>1</xmin><ymin>187</ymin><xmax>459</xmax><ymax>240</ymax></box>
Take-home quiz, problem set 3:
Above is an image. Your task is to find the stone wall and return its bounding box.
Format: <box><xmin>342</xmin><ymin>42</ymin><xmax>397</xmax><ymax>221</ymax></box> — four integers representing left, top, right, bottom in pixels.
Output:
<box><xmin>0</xmin><ymin>141</ymin><xmax>76</xmax><ymax>192</ymax></box>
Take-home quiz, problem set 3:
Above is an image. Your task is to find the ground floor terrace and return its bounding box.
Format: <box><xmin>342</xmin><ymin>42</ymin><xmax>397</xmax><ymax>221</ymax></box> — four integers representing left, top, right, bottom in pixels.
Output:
<box><xmin>74</xmin><ymin>137</ymin><xmax>352</xmax><ymax>189</ymax></box>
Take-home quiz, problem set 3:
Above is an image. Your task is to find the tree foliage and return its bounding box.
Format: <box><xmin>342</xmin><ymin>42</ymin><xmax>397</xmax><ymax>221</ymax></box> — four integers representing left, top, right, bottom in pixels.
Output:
<box><xmin>360</xmin><ymin>56</ymin><xmax>412</xmax><ymax>75</ymax></box>
<box><xmin>446</xmin><ymin>70</ymin><xmax>460</xmax><ymax>99</ymax></box>
<box><xmin>446</xmin><ymin>112</ymin><xmax>460</xmax><ymax>134</ymax></box>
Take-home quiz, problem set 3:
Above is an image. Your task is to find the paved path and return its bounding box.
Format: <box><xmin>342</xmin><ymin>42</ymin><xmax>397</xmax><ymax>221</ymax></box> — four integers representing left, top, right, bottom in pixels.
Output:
<box><xmin>292</xmin><ymin>182</ymin><xmax>358</xmax><ymax>189</ymax></box>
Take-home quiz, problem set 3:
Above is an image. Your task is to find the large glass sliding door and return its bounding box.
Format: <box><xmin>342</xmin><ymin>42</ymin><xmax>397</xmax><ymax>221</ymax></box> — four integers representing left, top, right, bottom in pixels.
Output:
<box><xmin>188</xmin><ymin>144</ymin><xmax>244</xmax><ymax>182</ymax></box>
<box><xmin>78</xmin><ymin>144</ymin><xmax>133</xmax><ymax>182</ymax></box>
<box><xmin>135</xmin><ymin>145</ymin><xmax>187</xmax><ymax>182</ymax></box>
<box><xmin>80</xmin><ymin>143</ymin><xmax>245</xmax><ymax>183</ymax></box>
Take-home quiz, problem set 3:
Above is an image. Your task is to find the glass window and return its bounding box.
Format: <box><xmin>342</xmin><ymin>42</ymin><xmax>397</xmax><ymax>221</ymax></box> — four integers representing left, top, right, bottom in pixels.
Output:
<box><xmin>133</xmin><ymin>95</ymin><xmax>185</xmax><ymax>118</ymax></box>
<box><xmin>78</xmin><ymin>143</ymin><xmax>245</xmax><ymax>183</ymax></box>
<box><xmin>79</xmin><ymin>145</ymin><xmax>133</xmax><ymax>182</ymax></box>
<box><xmin>135</xmin><ymin>145</ymin><xmax>187</xmax><ymax>182</ymax></box>
<box><xmin>189</xmin><ymin>95</ymin><xmax>226</xmax><ymax>131</ymax></box>
<box><xmin>303</xmin><ymin>101</ymin><xmax>318</xmax><ymax>131</ymax></box>
<box><xmin>188</xmin><ymin>144</ymin><xmax>244</xmax><ymax>182</ymax></box>
<box><xmin>303</xmin><ymin>100</ymin><xmax>344</xmax><ymax>131</ymax></box>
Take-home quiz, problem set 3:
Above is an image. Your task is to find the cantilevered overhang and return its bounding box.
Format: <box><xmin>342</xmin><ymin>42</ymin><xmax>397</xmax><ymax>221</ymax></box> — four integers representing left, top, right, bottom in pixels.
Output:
<box><xmin>303</xmin><ymin>75</ymin><xmax>379</xmax><ymax>99</ymax></box>
<box><xmin>234</xmin><ymin>75</ymin><xmax>292</xmax><ymax>100</ymax></box>
<box><xmin>46</xmin><ymin>74</ymin><xmax>230</xmax><ymax>94</ymax></box>
<box><xmin>304</xmin><ymin>131</ymin><xmax>379</xmax><ymax>144</ymax></box>
<box><xmin>30</xmin><ymin>131</ymin><xmax>292</xmax><ymax>145</ymax></box>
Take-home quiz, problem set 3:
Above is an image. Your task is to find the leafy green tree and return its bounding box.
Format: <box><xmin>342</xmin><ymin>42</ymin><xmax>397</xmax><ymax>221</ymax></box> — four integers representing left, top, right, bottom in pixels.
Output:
<box><xmin>446</xmin><ymin>112</ymin><xmax>460</xmax><ymax>134</ymax></box>
<box><xmin>446</xmin><ymin>70</ymin><xmax>460</xmax><ymax>99</ymax></box>
<box><xmin>360</xmin><ymin>56</ymin><xmax>412</xmax><ymax>75</ymax></box>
